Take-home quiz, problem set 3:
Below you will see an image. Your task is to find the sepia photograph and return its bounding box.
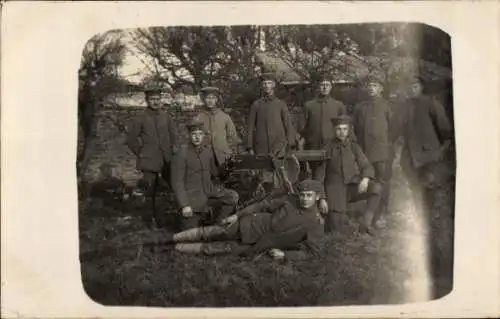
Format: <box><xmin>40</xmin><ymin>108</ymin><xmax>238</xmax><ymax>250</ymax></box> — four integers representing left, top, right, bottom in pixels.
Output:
<box><xmin>4</xmin><ymin>0</ymin><xmax>500</xmax><ymax>317</ymax></box>
<box><xmin>76</xmin><ymin>23</ymin><xmax>456</xmax><ymax>308</ymax></box>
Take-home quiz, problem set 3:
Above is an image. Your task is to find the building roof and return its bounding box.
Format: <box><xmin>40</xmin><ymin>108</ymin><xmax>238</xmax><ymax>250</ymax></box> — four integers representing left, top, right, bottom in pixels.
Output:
<box><xmin>255</xmin><ymin>51</ymin><xmax>452</xmax><ymax>86</ymax></box>
<box><xmin>255</xmin><ymin>51</ymin><xmax>366</xmax><ymax>85</ymax></box>
<box><xmin>255</xmin><ymin>51</ymin><xmax>305</xmax><ymax>85</ymax></box>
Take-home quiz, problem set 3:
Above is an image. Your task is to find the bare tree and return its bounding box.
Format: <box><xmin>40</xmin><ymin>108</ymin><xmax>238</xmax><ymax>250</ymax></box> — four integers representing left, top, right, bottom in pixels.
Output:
<box><xmin>132</xmin><ymin>26</ymin><xmax>261</xmax><ymax>101</ymax></box>
<box><xmin>262</xmin><ymin>25</ymin><xmax>368</xmax><ymax>84</ymax></box>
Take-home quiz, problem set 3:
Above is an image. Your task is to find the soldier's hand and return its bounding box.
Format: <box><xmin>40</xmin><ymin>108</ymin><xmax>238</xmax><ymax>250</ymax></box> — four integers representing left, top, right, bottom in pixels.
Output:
<box><xmin>318</xmin><ymin>199</ymin><xmax>328</xmax><ymax>215</ymax></box>
<box><xmin>297</xmin><ymin>135</ymin><xmax>305</xmax><ymax>151</ymax></box>
<box><xmin>268</xmin><ymin>248</ymin><xmax>285</xmax><ymax>260</ymax></box>
<box><xmin>220</xmin><ymin>214</ymin><xmax>238</xmax><ymax>225</ymax></box>
<box><xmin>181</xmin><ymin>206</ymin><xmax>193</xmax><ymax>217</ymax></box>
<box><xmin>358</xmin><ymin>177</ymin><xmax>370</xmax><ymax>194</ymax></box>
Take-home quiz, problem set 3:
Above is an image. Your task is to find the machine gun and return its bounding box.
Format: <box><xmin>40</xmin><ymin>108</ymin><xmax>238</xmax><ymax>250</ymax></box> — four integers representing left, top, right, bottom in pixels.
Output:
<box><xmin>219</xmin><ymin>148</ymin><xmax>328</xmax><ymax>209</ymax></box>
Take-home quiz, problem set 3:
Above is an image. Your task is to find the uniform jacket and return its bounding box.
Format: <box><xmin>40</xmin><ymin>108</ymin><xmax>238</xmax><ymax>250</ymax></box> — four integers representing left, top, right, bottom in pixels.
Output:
<box><xmin>300</xmin><ymin>96</ymin><xmax>347</xmax><ymax>149</ymax></box>
<box><xmin>195</xmin><ymin>108</ymin><xmax>241</xmax><ymax>166</ymax></box>
<box><xmin>170</xmin><ymin>142</ymin><xmax>218</xmax><ymax>212</ymax></box>
<box><xmin>352</xmin><ymin>97</ymin><xmax>392</xmax><ymax>163</ymax></box>
<box><xmin>247</xmin><ymin>96</ymin><xmax>295</xmax><ymax>156</ymax></box>
<box><xmin>236</xmin><ymin>194</ymin><xmax>325</xmax><ymax>260</ymax></box>
<box><xmin>126</xmin><ymin>108</ymin><xmax>177</xmax><ymax>172</ymax></box>
<box><xmin>394</xmin><ymin>95</ymin><xmax>453</xmax><ymax>168</ymax></box>
<box><xmin>314</xmin><ymin>138</ymin><xmax>375</xmax><ymax>212</ymax></box>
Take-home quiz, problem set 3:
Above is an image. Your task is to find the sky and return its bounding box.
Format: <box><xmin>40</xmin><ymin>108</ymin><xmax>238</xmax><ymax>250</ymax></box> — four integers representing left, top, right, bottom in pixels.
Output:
<box><xmin>116</xmin><ymin>31</ymin><xmax>153</xmax><ymax>84</ymax></box>
<box><xmin>119</xmin><ymin>50</ymin><xmax>149</xmax><ymax>84</ymax></box>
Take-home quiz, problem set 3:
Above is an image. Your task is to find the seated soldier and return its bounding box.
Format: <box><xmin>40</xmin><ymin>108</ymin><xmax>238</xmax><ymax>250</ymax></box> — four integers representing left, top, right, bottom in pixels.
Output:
<box><xmin>161</xmin><ymin>179</ymin><xmax>326</xmax><ymax>261</ymax></box>
<box><xmin>170</xmin><ymin>120</ymin><xmax>239</xmax><ymax>230</ymax></box>
<box><xmin>314</xmin><ymin>115</ymin><xmax>383</xmax><ymax>234</ymax></box>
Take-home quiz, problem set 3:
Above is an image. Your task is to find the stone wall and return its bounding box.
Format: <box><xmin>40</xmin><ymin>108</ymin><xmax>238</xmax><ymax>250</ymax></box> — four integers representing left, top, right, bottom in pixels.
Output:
<box><xmin>82</xmin><ymin>108</ymin><xmax>142</xmax><ymax>185</ymax></box>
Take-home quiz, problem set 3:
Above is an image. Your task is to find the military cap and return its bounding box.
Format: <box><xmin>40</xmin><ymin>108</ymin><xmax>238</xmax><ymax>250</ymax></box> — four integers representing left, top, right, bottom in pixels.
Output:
<box><xmin>296</xmin><ymin>179</ymin><xmax>324</xmax><ymax>194</ymax></box>
<box><xmin>200</xmin><ymin>86</ymin><xmax>221</xmax><ymax>96</ymax></box>
<box><xmin>331</xmin><ymin>115</ymin><xmax>352</xmax><ymax>127</ymax></box>
<box><xmin>186</xmin><ymin>119</ymin><xmax>206</xmax><ymax>132</ymax></box>
<box><xmin>317</xmin><ymin>72</ymin><xmax>334</xmax><ymax>83</ymax></box>
<box><xmin>143</xmin><ymin>83</ymin><xmax>163</xmax><ymax>96</ymax></box>
<box><xmin>260</xmin><ymin>72</ymin><xmax>278</xmax><ymax>82</ymax></box>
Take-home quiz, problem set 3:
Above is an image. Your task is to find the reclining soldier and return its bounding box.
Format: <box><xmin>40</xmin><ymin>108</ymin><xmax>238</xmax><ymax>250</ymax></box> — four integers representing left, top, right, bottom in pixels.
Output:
<box><xmin>160</xmin><ymin>179</ymin><xmax>326</xmax><ymax>261</ymax></box>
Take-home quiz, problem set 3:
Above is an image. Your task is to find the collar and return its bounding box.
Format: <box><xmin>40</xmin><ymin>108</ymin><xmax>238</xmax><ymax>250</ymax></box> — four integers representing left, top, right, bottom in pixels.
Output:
<box><xmin>299</xmin><ymin>204</ymin><xmax>319</xmax><ymax>215</ymax></box>
<box><xmin>262</xmin><ymin>95</ymin><xmax>277</xmax><ymax>102</ymax></box>
<box><xmin>188</xmin><ymin>141</ymin><xmax>209</xmax><ymax>153</ymax></box>
<box><xmin>369</xmin><ymin>96</ymin><xmax>386</xmax><ymax>103</ymax></box>
<box><xmin>146</xmin><ymin>107</ymin><xmax>160</xmax><ymax>114</ymax></box>
<box><xmin>333</xmin><ymin>137</ymin><xmax>352</xmax><ymax>148</ymax></box>
<box><xmin>204</xmin><ymin>107</ymin><xmax>220</xmax><ymax>115</ymax></box>
<box><xmin>316</xmin><ymin>95</ymin><xmax>330</xmax><ymax>102</ymax></box>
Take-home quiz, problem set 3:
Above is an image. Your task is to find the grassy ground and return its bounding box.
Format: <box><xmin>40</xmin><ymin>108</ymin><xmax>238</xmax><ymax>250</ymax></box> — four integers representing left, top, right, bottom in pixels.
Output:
<box><xmin>79</xmin><ymin>165</ymin><xmax>454</xmax><ymax>307</ymax></box>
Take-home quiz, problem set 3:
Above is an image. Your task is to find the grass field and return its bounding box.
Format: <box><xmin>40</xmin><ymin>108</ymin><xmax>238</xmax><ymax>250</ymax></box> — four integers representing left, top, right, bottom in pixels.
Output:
<box><xmin>79</xmin><ymin>165</ymin><xmax>454</xmax><ymax>307</ymax></box>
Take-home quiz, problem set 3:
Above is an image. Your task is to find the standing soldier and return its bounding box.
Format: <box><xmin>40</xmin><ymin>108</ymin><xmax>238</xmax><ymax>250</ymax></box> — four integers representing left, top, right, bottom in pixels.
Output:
<box><xmin>126</xmin><ymin>86</ymin><xmax>178</xmax><ymax>228</ymax></box>
<box><xmin>299</xmin><ymin>74</ymin><xmax>348</xmax><ymax>176</ymax></box>
<box><xmin>394</xmin><ymin>75</ymin><xmax>453</xmax><ymax>218</ymax></box>
<box><xmin>352</xmin><ymin>73</ymin><xmax>393</xmax><ymax>228</ymax></box>
<box><xmin>247</xmin><ymin>72</ymin><xmax>296</xmax><ymax>192</ymax></box>
<box><xmin>394</xmin><ymin>75</ymin><xmax>454</xmax><ymax>298</ymax></box>
<box><xmin>170</xmin><ymin>120</ymin><xmax>239</xmax><ymax>230</ymax></box>
<box><xmin>247</xmin><ymin>73</ymin><xmax>295</xmax><ymax>157</ymax></box>
<box><xmin>195</xmin><ymin>86</ymin><xmax>241</xmax><ymax>169</ymax></box>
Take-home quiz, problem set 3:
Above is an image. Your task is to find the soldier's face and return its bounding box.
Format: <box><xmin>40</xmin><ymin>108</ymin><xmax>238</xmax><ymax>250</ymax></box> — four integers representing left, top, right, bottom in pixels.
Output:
<box><xmin>190</xmin><ymin>130</ymin><xmax>205</xmax><ymax>146</ymax></box>
<box><xmin>262</xmin><ymin>80</ymin><xmax>275</xmax><ymax>95</ymax></box>
<box><xmin>204</xmin><ymin>94</ymin><xmax>218</xmax><ymax>109</ymax></box>
<box><xmin>299</xmin><ymin>191</ymin><xmax>320</xmax><ymax>209</ymax></box>
<box><xmin>146</xmin><ymin>94</ymin><xmax>162</xmax><ymax>109</ymax></box>
<box><xmin>335</xmin><ymin>124</ymin><xmax>350</xmax><ymax>141</ymax></box>
<box><xmin>366</xmin><ymin>82</ymin><xmax>383</xmax><ymax>97</ymax></box>
<box><xmin>318</xmin><ymin>80</ymin><xmax>332</xmax><ymax>96</ymax></box>
<box><xmin>409</xmin><ymin>82</ymin><xmax>423</xmax><ymax>97</ymax></box>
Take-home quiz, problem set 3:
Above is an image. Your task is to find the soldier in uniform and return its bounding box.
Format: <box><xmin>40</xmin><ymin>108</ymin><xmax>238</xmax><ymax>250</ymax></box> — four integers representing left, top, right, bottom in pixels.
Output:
<box><xmin>195</xmin><ymin>86</ymin><xmax>241</xmax><ymax>169</ymax></box>
<box><xmin>352</xmin><ymin>73</ymin><xmax>393</xmax><ymax>228</ymax></box>
<box><xmin>170</xmin><ymin>120</ymin><xmax>239</xmax><ymax>230</ymax></box>
<box><xmin>299</xmin><ymin>73</ymin><xmax>348</xmax><ymax>176</ymax></box>
<box><xmin>393</xmin><ymin>75</ymin><xmax>453</xmax><ymax>220</ymax></box>
<box><xmin>247</xmin><ymin>72</ymin><xmax>296</xmax><ymax>157</ymax></box>
<box><xmin>161</xmin><ymin>179</ymin><xmax>326</xmax><ymax>261</ymax></box>
<box><xmin>247</xmin><ymin>72</ymin><xmax>296</xmax><ymax>192</ymax></box>
<box><xmin>314</xmin><ymin>115</ymin><xmax>383</xmax><ymax>234</ymax></box>
<box><xmin>126</xmin><ymin>86</ymin><xmax>178</xmax><ymax>228</ymax></box>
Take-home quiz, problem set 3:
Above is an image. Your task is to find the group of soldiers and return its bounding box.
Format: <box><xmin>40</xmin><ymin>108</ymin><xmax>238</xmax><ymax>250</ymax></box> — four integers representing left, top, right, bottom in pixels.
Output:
<box><xmin>124</xmin><ymin>70</ymin><xmax>453</xmax><ymax>260</ymax></box>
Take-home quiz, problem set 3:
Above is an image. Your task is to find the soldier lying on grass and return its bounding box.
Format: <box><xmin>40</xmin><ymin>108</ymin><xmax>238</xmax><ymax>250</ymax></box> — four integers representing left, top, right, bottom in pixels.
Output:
<box><xmin>157</xmin><ymin>179</ymin><xmax>327</xmax><ymax>261</ymax></box>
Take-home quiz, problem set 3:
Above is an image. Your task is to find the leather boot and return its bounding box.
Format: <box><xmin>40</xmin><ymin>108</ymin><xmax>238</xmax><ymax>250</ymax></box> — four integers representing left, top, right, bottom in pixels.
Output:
<box><xmin>172</xmin><ymin>225</ymin><xmax>227</xmax><ymax>242</ymax></box>
<box><xmin>362</xmin><ymin>210</ymin><xmax>375</xmax><ymax>235</ymax></box>
<box><xmin>174</xmin><ymin>243</ymin><xmax>204</xmax><ymax>254</ymax></box>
